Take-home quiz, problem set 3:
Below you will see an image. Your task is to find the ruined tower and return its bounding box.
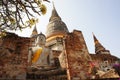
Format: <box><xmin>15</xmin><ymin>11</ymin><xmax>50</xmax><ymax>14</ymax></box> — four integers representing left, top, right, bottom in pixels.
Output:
<box><xmin>46</xmin><ymin>3</ymin><xmax>69</xmax><ymax>51</ymax></box>
<box><xmin>93</xmin><ymin>33</ymin><xmax>110</xmax><ymax>54</ymax></box>
<box><xmin>30</xmin><ymin>26</ymin><xmax>38</xmax><ymax>46</ymax></box>
<box><xmin>31</xmin><ymin>26</ymin><xmax>38</xmax><ymax>37</ymax></box>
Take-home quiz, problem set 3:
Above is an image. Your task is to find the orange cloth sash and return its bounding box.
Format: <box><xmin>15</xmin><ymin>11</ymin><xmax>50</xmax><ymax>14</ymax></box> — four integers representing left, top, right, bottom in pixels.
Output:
<box><xmin>32</xmin><ymin>48</ymin><xmax>42</xmax><ymax>63</ymax></box>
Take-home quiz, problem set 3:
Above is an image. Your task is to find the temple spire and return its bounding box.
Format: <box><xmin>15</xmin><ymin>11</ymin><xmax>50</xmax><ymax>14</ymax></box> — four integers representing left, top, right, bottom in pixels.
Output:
<box><xmin>93</xmin><ymin>33</ymin><xmax>110</xmax><ymax>54</ymax></box>
<box><xmin>49</xmin><ymin>2</ymin><xmax>61</xmax><ymax>21</ymax></box>
<box><xmin>93</xmin><ymin>33</ymin><xmax>101</xmax><ymax>45</ymax></box>
<box><xmin>31</xmin><ymin>25</ymin><xmax>38</xmax><ymax>37</ymax></box>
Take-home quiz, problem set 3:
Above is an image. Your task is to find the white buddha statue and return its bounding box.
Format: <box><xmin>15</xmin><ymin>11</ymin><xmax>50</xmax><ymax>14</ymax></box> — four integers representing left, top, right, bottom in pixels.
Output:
<box><xmin>28</xmin><ymin>33</ymin><xmax>54</xmax><ymax>69</ymax></box>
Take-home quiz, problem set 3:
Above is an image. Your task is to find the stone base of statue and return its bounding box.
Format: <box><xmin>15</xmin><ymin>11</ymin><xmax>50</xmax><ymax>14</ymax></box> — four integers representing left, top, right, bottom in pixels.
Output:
<box><xmin>26</xmin><ymin>66</ymin><xmax>67</xmax><ymax>80</ymax></box>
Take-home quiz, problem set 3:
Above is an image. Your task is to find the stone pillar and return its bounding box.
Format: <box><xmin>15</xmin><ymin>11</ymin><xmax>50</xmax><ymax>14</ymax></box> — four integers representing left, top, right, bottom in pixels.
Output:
<box><xmin>64</xmin><ymin>30</ymin><xmax>92</xmax><ymax>80</ymax></box>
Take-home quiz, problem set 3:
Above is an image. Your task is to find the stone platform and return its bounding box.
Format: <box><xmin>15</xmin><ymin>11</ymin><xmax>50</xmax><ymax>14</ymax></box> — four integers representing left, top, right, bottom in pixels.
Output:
<box><xmin>26</xmin><ymin>67</ymin><xmax>67</xmax><ymax>80</ymax></box>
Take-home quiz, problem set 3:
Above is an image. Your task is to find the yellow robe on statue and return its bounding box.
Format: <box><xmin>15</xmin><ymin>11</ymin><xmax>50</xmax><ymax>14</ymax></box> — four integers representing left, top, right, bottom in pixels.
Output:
<box><xmin>32</xmin><ymin>48</ymin><xmax>42</xmax><ymax>63</ymax></box>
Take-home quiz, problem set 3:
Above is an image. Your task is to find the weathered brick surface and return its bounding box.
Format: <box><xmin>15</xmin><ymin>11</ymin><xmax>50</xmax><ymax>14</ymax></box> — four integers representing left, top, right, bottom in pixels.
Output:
<box><xmin>100</xmin><ymin>69</ymin><xmax>119</xmax><ymax>78</ymax></box>
<box><xmin>0</xmin><ymin>33</ymin><xmax>31</xmax><ymax>79</ymax></box>
<box><xmin>0</xmin><ymin>31</ymin><xmax>119</xmax><ymax>80</ymax></box>
<box><xmin>64</xmin><ymin>30</ymin><xmax>92</xmax><ymax>80</ymax></box>
<box><xmin>27</xmin><ymin>68</ymin><xmax>67</xmax><ymax>80</ymax></box>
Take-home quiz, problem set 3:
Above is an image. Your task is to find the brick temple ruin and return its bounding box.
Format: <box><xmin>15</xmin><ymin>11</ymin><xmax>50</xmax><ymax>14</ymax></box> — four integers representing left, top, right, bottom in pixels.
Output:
<box><xmin>0</xmin><ymin>3</ymin><xmax>120</xmax><ymax>80</ymax></box>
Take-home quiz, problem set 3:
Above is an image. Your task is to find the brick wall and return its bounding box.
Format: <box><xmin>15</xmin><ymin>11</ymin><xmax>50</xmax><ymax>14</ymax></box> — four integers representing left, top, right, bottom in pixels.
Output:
<box><xmin>64</xmin><ymin>30</ymin><xmax>92</xmax><ymax>80</ymax></box>
<box><xmin>0</xmin><ymin>32</ymin><xmax>31</xmax><ymax>79</ymax></box>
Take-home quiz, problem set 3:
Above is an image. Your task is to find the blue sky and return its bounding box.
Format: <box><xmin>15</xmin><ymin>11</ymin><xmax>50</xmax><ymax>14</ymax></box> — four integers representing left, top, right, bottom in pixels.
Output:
<box><xmin>15</xmin><ymin>0</ymin><xmax>120</xmax><ymax>58</ymax></box>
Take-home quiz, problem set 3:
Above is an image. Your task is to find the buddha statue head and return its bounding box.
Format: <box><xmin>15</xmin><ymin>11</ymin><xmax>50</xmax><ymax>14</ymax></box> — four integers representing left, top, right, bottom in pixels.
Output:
<box><xmin>35</xmin><ymin>32</ymin><xmax>46</xmax><ymax>46</ymax></box>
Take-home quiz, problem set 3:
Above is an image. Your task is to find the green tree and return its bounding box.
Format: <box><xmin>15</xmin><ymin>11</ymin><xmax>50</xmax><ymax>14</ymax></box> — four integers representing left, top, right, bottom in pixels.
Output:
<box><xmin>0</xmin><ymin>0</ymin><xmax>49</xmax><ymax>36</ymax></box>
